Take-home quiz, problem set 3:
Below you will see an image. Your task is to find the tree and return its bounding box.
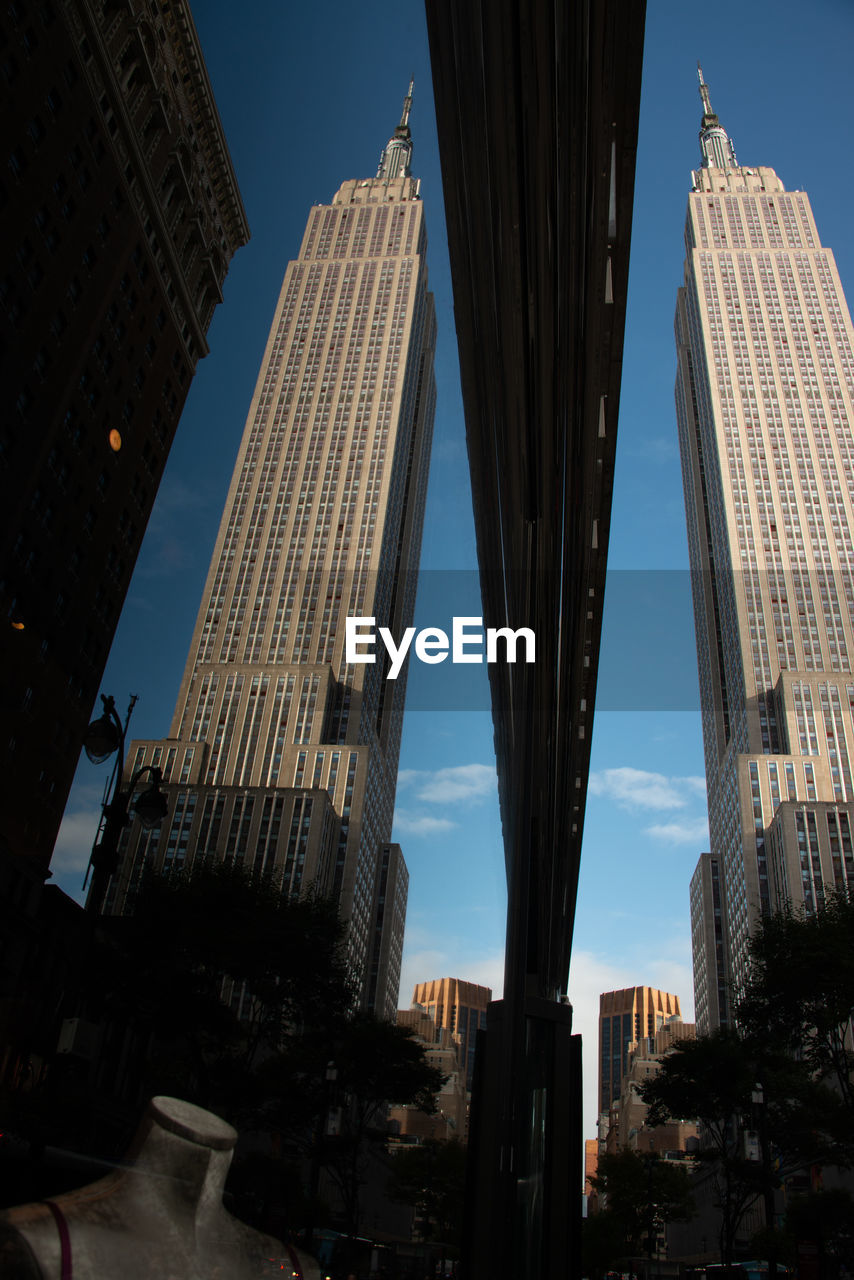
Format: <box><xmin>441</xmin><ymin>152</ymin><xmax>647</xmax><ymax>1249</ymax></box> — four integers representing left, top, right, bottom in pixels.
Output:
<box><xmin>640</xmin><ymin>1027</ymin><xmax>854</xmax><ymax>1265</ymax></box>
<box><xmin>589</xmin><ymin>1148</ymin><xmax>693</xmax><ymax>1262</ymax></box>
<box><xmin>8</xmin><ymin>864</ymin><xmax>448</xmax><ymax>1243</ymax></box>
<box><xmin>387</xmin><ymin>1139</ymin><xmax>467</xmax><ymax>1247</ymax></box>
<box><xmin>639</xmin><ymin>895</ymin><xmax>854</xmax><ymax>1268</ymax></box>
<box><xmin>102</xmin><ymin>864</ymin><xmax>354</xmax><ymax>1112</ymax></box>
<box><xmin>581</xmin><ymin>1209</ymin><xmax>629</xmax><ymax>1280</ymax></box>
<box><xmin>123</xmin><ymin>869</ymin><xmax>447</xmax><ymax>1235</ymax></box>
<box><xmin>737</xmin><ymin>889</ymin><xmax>854</xmax><ymax>1115</ymax></box>
<box><xmin>785</xmin><ymin>1189</ymin><xmax>854</xmax><ymax>1277</ymax></box>
<box><xmin>733</xmin><ymin>889</ymin><xmax>854</xmax><ymax>1183</ymax></box>
<box><xmin>639</xmin><ymin>1031</ymin><xmax>768</xmax><ymax>1265</ymax></box>
<box><xmin>252</xmin><ymin>1013</ymin><xmax>448</xmax><ymax>1235</ymax></box>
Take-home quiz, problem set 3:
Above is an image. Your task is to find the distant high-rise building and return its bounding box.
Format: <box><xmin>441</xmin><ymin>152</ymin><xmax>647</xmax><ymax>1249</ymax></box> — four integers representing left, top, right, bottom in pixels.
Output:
<box><xmin>583</xmin><ymin>1138</ymin><xmax>598</xmax><ymax>1201</ymax></box>
<box><xmin>689</xmin><ymin>852</ymin><xmax>730</xmax><ymax>1035</ymax></box>
<box><xmin>597</xmin><ymin>987</ymin><xmax>681</xmax><ymax>1119</ymax></box>
<box><xmin>675</xmin><ymin>67</ymin><xmax>854</xmax><ymax>1014</ymax></box>
<box><xmin>611</xmin><ymin>1016</ymin><xmax>697</xmax><ymax>1154</ymax></box>
<box><xmin>1</xmin><ymin>0</ymin><xmax>248</xmax><ymax>883</ymax></box>
<box><xmin>108</xmin><ymin>86</ymin><xmax>437</xmax><ymax>1017</ymax></box>
<box><xmin>391</xmin><ymin>1006</ymin><xmax>467</xmax><ymax>1142</ymax></box>
<box><xmin>411</xmin><ymin>977</ymin><xmax>491</xmax><ymax>1091</ymax></box>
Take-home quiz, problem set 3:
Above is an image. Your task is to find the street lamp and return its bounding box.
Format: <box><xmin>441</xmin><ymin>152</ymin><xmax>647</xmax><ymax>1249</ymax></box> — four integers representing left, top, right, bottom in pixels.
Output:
<box><xmin>305</xmin><ymin>1059</ymin><xmax>340</xmax><ymax>1253</ymax></box>
<box><xmin>751</xmin><ymin>1082</ymin><xmax>778</xmax><ymax>1280</ymax></box>
<box><xmin>83</xmin><ymin>694</ymin><xmax>168</xmax><ymax>913</ymax></box>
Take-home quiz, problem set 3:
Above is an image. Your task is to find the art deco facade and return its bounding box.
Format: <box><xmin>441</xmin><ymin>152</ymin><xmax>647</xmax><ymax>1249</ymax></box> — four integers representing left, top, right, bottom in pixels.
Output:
<box><xmin>597</xmin><ymin>986</ymin><xmax>681</xmax><ymax>1118</ymax></box>
<box><xmin>391</xmin><ymin>1006</ymin><xmax>467</xmax><ymax>1141</ymax></box>
<box><xmin>676</xmin><ymin>69</ymin><xmax>854</xmax><ymax>1011</ymax></box>
<box><xmin>411</xmin><ymin>976</ymin><xmax>491</xmax><ymax>1092</ymax></box>
<box><xmin>609</xmin><ymin>1017</ymin><xmax>697</xmax><ymax>1154</ymax></box>
<box><xmin>108</xmin><ymin>91</ymin><xmax>437</xmax><ymax>1017</ymax></box>
<box><xmin>1</xmin><ymin>0</ymin><xmax>248</xmax><ymax>879</ymax></box>
<box><xmin>689</xmin><ymin>851</ymin><xmax>730</xmax><ymax>1035</ymax></box>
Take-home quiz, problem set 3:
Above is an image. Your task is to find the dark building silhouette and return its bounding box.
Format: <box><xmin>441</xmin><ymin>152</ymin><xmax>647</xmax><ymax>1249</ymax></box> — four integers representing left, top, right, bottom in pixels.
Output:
<box><xmin>0</xmin><ymin>0</ymin><xmax>248</xmax><ymax>891</ymax></box>
<box><xmin>425</xmin><ymin>2</ymin><xmax>645</xmax><ymax>1275</ymax></box>
<box><xmin>0</xmin><ymin>2</ymin><xmax>247</xmax><ymax>1091</ymax></box>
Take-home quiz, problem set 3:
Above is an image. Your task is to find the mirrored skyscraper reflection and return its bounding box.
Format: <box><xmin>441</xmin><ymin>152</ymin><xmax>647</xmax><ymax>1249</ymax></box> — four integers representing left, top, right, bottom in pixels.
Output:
<box><xmin>676</xmin><ymin>69</ymin><xmax>854</xmax><ymax>1026</ymax></box>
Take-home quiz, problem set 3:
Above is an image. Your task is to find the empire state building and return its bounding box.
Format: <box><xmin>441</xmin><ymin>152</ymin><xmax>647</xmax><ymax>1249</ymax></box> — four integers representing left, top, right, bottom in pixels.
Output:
<box><xmin>104</xmin><ymin>88</ymin><xmax>437</xmax><ymax>1017</ymax></box>
<box><xmin>676</xmin><ymin>69</ymin><xmax>854</xmax><ymax>1029</ymax></box>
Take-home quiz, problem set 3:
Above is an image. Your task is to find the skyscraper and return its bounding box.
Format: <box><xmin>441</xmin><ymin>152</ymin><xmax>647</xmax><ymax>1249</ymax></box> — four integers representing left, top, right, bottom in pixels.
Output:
<box><xmin>391</xmin><ymin>1006</ymin><xmax>467</xmax><ymax>1141</ymax></box>
<box><xmin>597</xmin><ymin>986</ymin><xmax>681</xmax><ymax>1119</ymax></box>
<box><xmin>410</xmin><ymin>976</ymin><xmax>492</xmax><ymax>1092</ymax></box>
<box><xmin>107</xmin><ymin>87</ymin><xmax>437</xmax><ymax>1018</ymax></box>
<box><xmin>676</xmin><ymin>67</ymin><xmax>854</xmax><ymax>1024</ymax></box>
<box><xmin>689</xmin><ymin>852</ymin><xmax>730</xmax><ymax>1033</ymax></box>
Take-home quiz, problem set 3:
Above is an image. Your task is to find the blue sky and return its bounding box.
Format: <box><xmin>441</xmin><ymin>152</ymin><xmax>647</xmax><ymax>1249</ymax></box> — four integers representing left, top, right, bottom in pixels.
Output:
<box><xmin>53</xmin><ymin>2</ymin><xmax>854</xmax><ymax>1141</ymax></box>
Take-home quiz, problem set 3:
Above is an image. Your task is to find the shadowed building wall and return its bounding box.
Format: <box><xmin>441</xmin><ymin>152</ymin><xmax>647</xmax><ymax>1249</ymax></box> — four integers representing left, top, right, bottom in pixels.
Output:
<box><xmin>1</xmin><ymin>0</ymin><xmax>247</xmax><ymax>882</ymax></box>
<box><xmin>424</xmin><ymin>3</ymin><xmax>645</xmax><ymax>1273</ymax></box>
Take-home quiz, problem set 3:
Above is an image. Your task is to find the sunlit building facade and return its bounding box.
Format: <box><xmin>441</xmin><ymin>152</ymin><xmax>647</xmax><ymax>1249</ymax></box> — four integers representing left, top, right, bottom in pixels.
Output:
<box><xmin>107</xmin><ymin>89</ymin><xmax>437</xmax><ymax>1017</ymax></box>
<box><xmin>689</xmin><ymin>851</ymin><xmax>729</xmax><ymax>1035</ymax></box>
<box><xmin>391</xmin><ymin>1006</ymin><xmax>467</xmax><ymax>1141</ymax></box>
<box><xmin>676</xmin><ymin>69</ymin><xmax>854</xmax><ymax>1012</ymax></box>
<box><xmin>411</xmin><ymin>977</ymin><xmax>491</xmax><ymax>1092</ymax></box>
<box><xmin>597</xmin><ymin>986</ymin><xmax>681</xmax><ymax>1119</ymax></box>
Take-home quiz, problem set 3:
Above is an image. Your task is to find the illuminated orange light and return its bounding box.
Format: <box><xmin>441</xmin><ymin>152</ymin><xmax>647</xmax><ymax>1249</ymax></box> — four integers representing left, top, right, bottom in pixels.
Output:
<box><xmin>108</xmin><ymin>428</ymin><xmax>122</xmax><ymax>452</ymax></box>
<box><xmin>11</xmin><ymin>621</ymin><xmax>25</xmax><ymax>630</ymax></box>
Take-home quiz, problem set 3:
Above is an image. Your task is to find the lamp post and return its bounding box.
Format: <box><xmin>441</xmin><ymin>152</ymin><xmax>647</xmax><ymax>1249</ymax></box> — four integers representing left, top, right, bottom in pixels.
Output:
<box><xmin>305</xmin><ymin>1060</ymin><xmax>339</xmax><ymax>1254</ymax></box>
<box><xmin>752</xmin><ymin>1082</ymin><xmax>778</xmax><ymax>1280</ymax></box>
<box><xmin>644</xmin><ymin>1149</ymin><xmax>656</xmax><ymax>1280</ymax></box>
<box><xmin>83</xmin><ymin>694</ymin><xmax>168</xmax><ymax>914</ymax></box>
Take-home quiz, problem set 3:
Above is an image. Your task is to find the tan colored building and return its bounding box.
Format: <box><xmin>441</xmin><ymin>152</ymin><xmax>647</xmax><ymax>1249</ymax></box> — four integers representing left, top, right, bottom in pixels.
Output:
<box><xmin>1</xmin><ymin>0</ymin><xmax>247</xmax><ymax>882</ymax></box>
<box><xmin>613</xmin><ymin>1017</ymin><xmax>698</xmax><ymax>1154</ymax></box>
<box><xmin>411</xmin><ymin>977</ymin><xmax>491</xmax><ymax>1090</ymax></box>
<box><xmin>108</xmin><ymin>89</ymin><xmax>437</xmax><ymax>1016</ymax></box>
<box><xmin>689</xmin><ymin>852</ymin><xmax>730</xmax><ymax>1035</ymax></box>
<box><xmin>583</xmin><ymin>1138</ymin><xmax>598</xmax><ymax>1202</ymax></box>
<box><xmin>676</xmin><ymin>68</ymin><xmax>854</xmax><ymax>1014</ymax></box>
<box><xmin>389</xmin><ymin>1007</ymin><xmax>467</xmax><ymax>1142</ymax></box>
<box><xmin>597</xmin><ymin>987</ymin><xmax>681</xmax><ymax>1120</ymax></box>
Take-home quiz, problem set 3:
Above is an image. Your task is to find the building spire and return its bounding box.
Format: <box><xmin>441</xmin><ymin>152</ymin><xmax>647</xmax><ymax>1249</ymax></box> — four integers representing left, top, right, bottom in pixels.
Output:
<box><xmin>696</xmin><ymin>63</ymin><xmax>737</xmax><ymax>170</ymax></box>
<box><xmin>398</xmin><ymin>77</ymin><xmax>414</xmax><ymax>131</ymax></box>
<box><xmin>377</xmin><ymin>79</ymin><xmax>415</xmax><ymax>180</ymax></box>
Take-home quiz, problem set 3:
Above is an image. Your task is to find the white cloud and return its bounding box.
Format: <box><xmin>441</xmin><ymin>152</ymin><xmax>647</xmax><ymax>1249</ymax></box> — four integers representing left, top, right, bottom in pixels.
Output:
<box><xmin>588</xmin><ymin>766</ymin><xmax>698</xmax><ymax>811</ymax></box>
<box><xmin>392</xmin><ymin>810</ymin><xmax>456</xmax><ymax>837</ymax></box>
<box><xmin>397</xmin><ymin>947</ymin><xmax>505</xmax><ymax>1010</ymax></box>
<box><xmin>415</xmin><ymin>763</ymin><xmax>496</xmax><ymax>804</ymax></box>
<box><xmin>645</xmin><ymin>817</ymin><xmax>710</xmax><ymax>846</ymax></box>
<box><xmin>52</xmin><ymin>808</ymin><xmax>100</xmax><ymax>874</ymax></box>
<box><xmin>393</xmin><ymin>764</ymin><xmax>497</xmax><ymax>836</ymax></box>
<box><xmin>459</xmin><ymin>950</ymin><xmax>505</xmax><ymax>995</ymax></box>
<box><xmin>398</xmin><ymin>949</ymin><xmax>449</xmax><ymax>999</ymax></box>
